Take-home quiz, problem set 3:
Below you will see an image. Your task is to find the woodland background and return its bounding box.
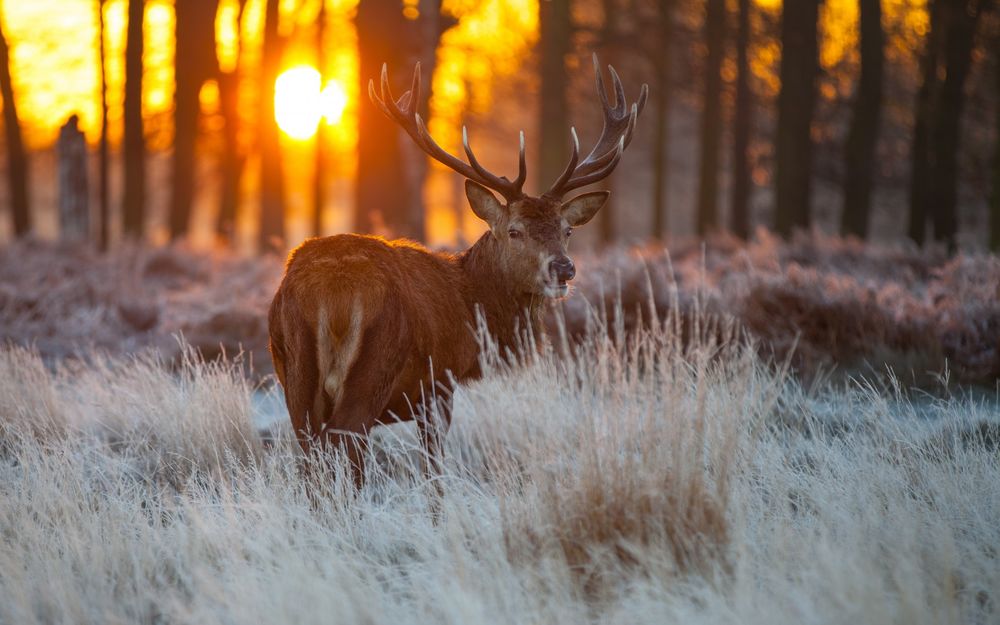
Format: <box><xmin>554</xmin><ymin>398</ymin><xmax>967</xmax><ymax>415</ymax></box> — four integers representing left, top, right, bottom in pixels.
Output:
<box><xmin>0</xmin><ymin>0</ymin><xmax>998</xmax><ymax>253</ymax></box>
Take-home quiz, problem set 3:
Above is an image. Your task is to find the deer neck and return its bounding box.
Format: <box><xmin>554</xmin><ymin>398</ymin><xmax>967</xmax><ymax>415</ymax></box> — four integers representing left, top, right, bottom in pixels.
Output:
<box><xmin>458</xmin><ymin>232</ymin><xmax>544</xmax><ymax>346</ymax></box>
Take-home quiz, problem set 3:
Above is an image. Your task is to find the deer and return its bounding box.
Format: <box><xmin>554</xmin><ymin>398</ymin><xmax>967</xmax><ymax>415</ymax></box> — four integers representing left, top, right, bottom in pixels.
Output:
<box><xmin>268</xmin><ymin>54</ymin><xmax>647</xmax><ymax>488</ymax></box>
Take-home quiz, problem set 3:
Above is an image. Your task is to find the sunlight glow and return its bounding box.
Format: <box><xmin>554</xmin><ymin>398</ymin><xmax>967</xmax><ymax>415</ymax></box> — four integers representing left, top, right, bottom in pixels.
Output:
<box><xmin>0</xmin><ymin>0</ymin><xmax>929</xmax><ymax>156</ymax></box>
<box><xmin>320</xmin><ymin>79</ymin><xmax>348</xmax><ymax>125</ymax></box>
<box><xmin>275</xmin><ymin>66</ymin><xmax>322</xmax><ymax>139</ymax></box>
<box><xmin>274</xmin><ymin>65</ymin><xmax>347</xmax><ymax>139</ymax></box>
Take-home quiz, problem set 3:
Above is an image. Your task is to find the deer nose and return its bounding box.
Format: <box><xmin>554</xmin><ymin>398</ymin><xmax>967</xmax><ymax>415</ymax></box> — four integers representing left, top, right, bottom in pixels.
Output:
<box><xmin>550</xmin><ymin>257</ymin><xmax>576</xmax><ymax>282</ymax></box>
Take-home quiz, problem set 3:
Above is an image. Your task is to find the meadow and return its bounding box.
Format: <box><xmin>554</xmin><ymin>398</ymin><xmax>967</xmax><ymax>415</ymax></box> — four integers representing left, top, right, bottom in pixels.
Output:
<box><xmin>1</xmin><ymin>235</ymin><xmax>998</xmax><ymax>624</ymax></box>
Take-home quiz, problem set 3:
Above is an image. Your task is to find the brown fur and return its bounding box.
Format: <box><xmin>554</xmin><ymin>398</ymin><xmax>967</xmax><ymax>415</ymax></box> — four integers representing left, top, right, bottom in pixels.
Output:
<box><xmin>268</xmin><ymin>185</ymin><xmax>613</xmax><ymax>486</ymax></box>
<box><xmin>271</xmin><ymin>54</ymin><xmax>647</xmax><ymax>487</ymax></box>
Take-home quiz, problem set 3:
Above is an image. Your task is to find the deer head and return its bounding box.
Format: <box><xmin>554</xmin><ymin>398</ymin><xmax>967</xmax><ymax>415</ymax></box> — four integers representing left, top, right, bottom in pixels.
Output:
<box><xmin>370</xmin><ymin>55</ymin><xmax>648</xmax><ymax>298</ymax></box>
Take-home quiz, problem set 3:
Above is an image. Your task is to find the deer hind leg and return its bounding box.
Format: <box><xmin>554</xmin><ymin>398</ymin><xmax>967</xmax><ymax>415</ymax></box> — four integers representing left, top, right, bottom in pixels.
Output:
<box><xmin>316</xmin><ymin>304</ymin><xmax>408</xmax><ymax>490</ymax></box>
<box><xmin>269</xmin><ymin>292</ymin><xmax>321</xmax><ymax>457</ymax></box>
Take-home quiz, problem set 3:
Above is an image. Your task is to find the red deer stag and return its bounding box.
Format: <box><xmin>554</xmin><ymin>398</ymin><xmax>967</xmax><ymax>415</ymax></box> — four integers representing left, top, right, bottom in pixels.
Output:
<box><xmin>269</xmin><ymin>55</ymin><xmax>647</xmax><ymax>486</ymax></box>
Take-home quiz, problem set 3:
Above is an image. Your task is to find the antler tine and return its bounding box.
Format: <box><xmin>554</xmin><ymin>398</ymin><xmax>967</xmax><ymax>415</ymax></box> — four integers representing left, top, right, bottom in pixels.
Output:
<box><xmin>512</xmin><ymin>131</ymin><xmax>527</xmax><ymax>190</ymax></box>
<box><xmin>380</xmin><ymin>63</ymin><xmax>395</xmax><ymax>109</ymax></box>
<box><xmin>636</xmin><ymin>83</ymin><xmax>649</xmax><ymax>116</ymax></box>
<box><xmin>462</xmin><ymin>126</ymin><xmax>512</xmax><ymax>191</ymax></box>
<box><xmin>409</xmin><ymin>62</ymin><xmax>421</xmax><ymax>112</ymax></box>
<box><xmin>577</xmin><ymin>62</ymin><xmax>638</xmax><ymax>171</ymax></box>
<box><xmin>543</xmin><ymin>128</ymin><xmax>581</xmax><ymax>199</ymax></box>
<box><xmin>607</xmin><ymin>64</ymin><xmax>627</xmax><ymax>116</ymax></box>
<box><xmin>544</xmin><ymin>55</ymin><xmax>647</xmax><ymax>199</ymax></box>
<box><xmin>370</xmin><ymin>62</ymin><xmax>526</xmax><ymax>201</ymax></box>
<box><xmin>564</xmin><ymin>137</ymin><xmax>625</xmax><ymax>191</ymax></box>
<box><xmin>593</xmin><ymin>53</ymin><xmax>610</xmax><ymax>112</ymax></box>
<box><xmin>368</xmin><ymin>79</ymin><xmax>392</xmax><ymax>118</ymax></box>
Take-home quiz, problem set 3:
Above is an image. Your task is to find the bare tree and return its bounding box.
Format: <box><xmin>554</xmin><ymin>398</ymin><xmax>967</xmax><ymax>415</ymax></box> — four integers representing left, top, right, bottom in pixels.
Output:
<box><xmin>597</xmin><ymin>0</ymin><xmax>620</xmax><ymax>245</ymax></box>
<box><xmin>774</xmin><ymin>0</ymin><xmax>821</xmax><ymax>237</ymax></box>
<box><xmin>258</xmin><ymin>0</ymin><xmax>286</xmax><ymax>252</ymax></box>
<box><xmin>651</xmin><ymin>0</ymin><xmax>673</xmax><ymax>239</ymax></box>
<box><xmin>216</xmin><ymin>0</ymin><xmax>248</xmax><ymax>243</ymax></box>
<box><xmin>122</xmin><ymin>0</ymin><xmax>145</xmax><ymax>239</ymax></box>
<box><xmin>908</xmin><ymin>0</ymin><xmax>946</xmax><ymax>245</ymax></box>
<box><xmin>170</xmin><ymin>0</ymin><xmax>220</xmax><ymax>241</ymax></box>
<box><xmin>0</xmin><ymin>13</ymin><xmax>30</xmax><ymax>237</ymax></box>
<box><xmin>355</xmin><ymin>0</ymin><xmax>410</xmax><ymax>237</ymax></box>
<box><xmin>96</xmin><ymin>0</ymin><xmax>110</xmax><ymax>250</ymax></box>
<box><xmin>993</xmin><ymin>36</ymin><xmax>1000</xmax><ymax>252</ymax></box>
<box><xmin>313</xmin><ymin>0</ymin><xmax>328</xmax><ymax>238</ymax></box>
<box><xmin>730</xmin><ymin>0</ymin><xmax>753</xmax><ymax>239</ymax></box>
<box><xmin>401</xmin><ymin>0</ymin><xmax>456</xmax><ymax>242</ymax></box>
<box><xmin>695</xmin><ymin>0</ymin><xmax>725</xmax><ymax>236</ymax></box>
<box><xmin>841</xmin><ymin>0</ymin><xmax>884</xmax><ymax>239</ymax></box>
<box><xmin>927</xmin><ymin>0</ymin><xmax>991</xmax><ymax>251</ymax></box>
<box><xmin>537</xmin><ymin>0</ymin><xmax>572</xmax><ymax>194</ymax></box>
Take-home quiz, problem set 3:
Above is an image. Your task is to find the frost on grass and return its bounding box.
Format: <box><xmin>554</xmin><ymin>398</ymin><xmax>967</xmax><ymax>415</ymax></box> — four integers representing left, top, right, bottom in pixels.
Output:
<box><xmin>0</xmin><ymin>239</ymin><xmax>280</xmax><ymax>371</ymax></box>
<box><xmin>1</xmin><ymin>311</ymin><xmax>998</xmax><ymax>624</ymax></box>
<box><xmin>3</xmin><ymin>232</ymin><xmax>998</xmax><ymax>384</ymax></box>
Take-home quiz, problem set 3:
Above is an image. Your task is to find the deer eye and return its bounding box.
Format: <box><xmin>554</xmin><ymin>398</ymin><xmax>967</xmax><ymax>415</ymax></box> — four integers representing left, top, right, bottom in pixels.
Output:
<box><xmin>565</xmin><ymin>227</ymin><xmax>573</xmax><ymax>238</ymax></box>
<box><xmin>508</xmin><ymin>229</ymin><xmax>522</xmax><ymax>240</ymax></box>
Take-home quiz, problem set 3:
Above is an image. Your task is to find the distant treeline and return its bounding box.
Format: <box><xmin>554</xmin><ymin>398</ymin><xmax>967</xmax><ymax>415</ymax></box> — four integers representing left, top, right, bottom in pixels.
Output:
<box><xmin>0</xmin><ymin>0</ymin><xmax>998</xmax><ymax>252</ymax></box>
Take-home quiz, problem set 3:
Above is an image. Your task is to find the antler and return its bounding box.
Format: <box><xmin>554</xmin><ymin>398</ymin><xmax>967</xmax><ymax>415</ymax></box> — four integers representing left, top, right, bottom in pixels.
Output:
<box><xmin>369</xmin><ymin>63</ymin><xmax>526</xmax><ymax>202</ymax></box>
<box><xmin>544</xmin><ymin>54</ymin><xmax>649</xmax><ymax>200</ymax></box>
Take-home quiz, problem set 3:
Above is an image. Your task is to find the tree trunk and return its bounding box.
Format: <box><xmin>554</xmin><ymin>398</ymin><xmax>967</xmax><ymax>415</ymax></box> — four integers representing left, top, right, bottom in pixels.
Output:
<box><xmin>597</xmin><ymin>0</ymin><xmax>619</xmax><ymax>246</ymax></box>
<box><xmin>651</xmin><ymin>0</ymin><xmax>673</xmax><ymax>240</ymax></box>
<box><xmin>123</xmin><ymin>0</ymin><xmax>145</xmax><ymax>239</ymax></box>
<box><xmin>992</xmin><ymin>38</ymin><xmax>1000</xmax><ymax>252</ymax></box>
<box><xmin>0</xmin><ymin>15</ymin><xmax>30</xmax><ymax>237</ymax></box>
<box><xmin>354</xmin><ymin>0</ymin><xmax>409</xmax><ymax>236</ymax></box>
<box><xmin>397</xmin><ymin>0</ymin><xmax>453</xmax><ymax>243</ymax></box>
<box><xmin>730</xmin><ymin>0</ymin><xmax>752</xmax><ymax>240</ymax></box>
<box><xmin>258</xmin><ymin>0</ymin><xmax>286</xmax><ymax>253</ymax></box>
<box><xmin>774</xmin><ymin>0</ymin><xmax>821</xmax><ymax>238</ymax></box>
<box><xmin>216</xmin><ymin>0</ymin><xmax>247</xmax><ymax>243</ymax></box>
<box><xmin>927</xmin><ymin>0</ymin><xmax>989</xmax><ymax>252</ymax></box>
<box><xmin>908</xmin><ymin>0</ymin><xmax>947</xmax><ymax>245</ymax></box>
<box><xmin>695</xmin><ymin>0</ymin><xmax>725</xmax><ymax>236</ymax></box>
<box><xmin>313</xmin><ymin>0</ymin><xmax>327</xmax><ymax>238</ymax></box>
<box><xmin>537</xmin><ymin>0</ymin><xmax>571</xmax><ymax>194</ymax></box>
<box><xmin>97</xmin><ymin>0</ymin><xmax>110</xmax><ymax>251</ymax></box>
<box><xmin>841</xmin><ymin>0</ymin><xmax>884</xmax><ymax>239</ymax></box>
<box><xmin>170</xmin><ymin>0</ymin><xmax>219</xmax><ymax>241</ymax></box>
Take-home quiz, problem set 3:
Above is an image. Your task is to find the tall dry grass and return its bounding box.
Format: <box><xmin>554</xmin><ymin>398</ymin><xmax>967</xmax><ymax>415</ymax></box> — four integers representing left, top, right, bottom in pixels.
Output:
<box><xmin>1</xmin><ymin>305</ymin><xmax>997</xmax><ymax>624</ymax></box>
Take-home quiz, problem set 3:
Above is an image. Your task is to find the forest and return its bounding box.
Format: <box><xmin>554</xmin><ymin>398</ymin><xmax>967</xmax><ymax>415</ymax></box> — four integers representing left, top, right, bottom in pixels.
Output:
<box><xmin>0</xmin><ymin>0</ymin><xmax>997</xmax><ymax>251</ymax></box>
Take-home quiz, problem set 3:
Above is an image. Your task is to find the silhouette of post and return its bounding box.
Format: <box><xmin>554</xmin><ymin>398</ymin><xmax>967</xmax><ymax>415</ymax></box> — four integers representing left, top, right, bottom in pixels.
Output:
<box><xmin>58</xmin><ymin>115</ymin><xmax>90</xmax><ymax>244</ymax></box>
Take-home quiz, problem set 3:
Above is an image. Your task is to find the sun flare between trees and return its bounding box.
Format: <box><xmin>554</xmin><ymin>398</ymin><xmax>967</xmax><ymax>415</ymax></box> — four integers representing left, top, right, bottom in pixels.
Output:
<box><xmin>274</xmin><ymin>65</ymin><xmax>348</xmax><ymax>140</ymax></box>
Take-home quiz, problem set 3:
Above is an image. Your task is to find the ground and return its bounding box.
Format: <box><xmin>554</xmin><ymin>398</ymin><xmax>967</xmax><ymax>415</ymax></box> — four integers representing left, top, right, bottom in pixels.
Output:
<box><xmin>0</xmin><ymin>233</ymin><xmax>998</xmax><ymax>624</ymax></box>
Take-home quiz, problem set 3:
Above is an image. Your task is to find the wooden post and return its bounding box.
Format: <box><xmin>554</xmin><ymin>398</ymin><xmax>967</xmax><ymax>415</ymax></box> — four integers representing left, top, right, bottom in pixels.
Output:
<box><xmin>58</xmin><ymin>115</ymin><xmax>90</xmax><ymax>244</ymax></box>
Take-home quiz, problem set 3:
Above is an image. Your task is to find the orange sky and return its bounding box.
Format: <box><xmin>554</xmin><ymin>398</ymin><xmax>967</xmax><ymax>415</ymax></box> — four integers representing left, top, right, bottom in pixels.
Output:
<box><xmin>0</xmin><ymin>0</ymin><xmax>928</xmax><ymax>246</ymax></box>
<box><xmin>0</xmin><ymin>0</ymin><xmax>928</xmax><ymax>149</ymax></box>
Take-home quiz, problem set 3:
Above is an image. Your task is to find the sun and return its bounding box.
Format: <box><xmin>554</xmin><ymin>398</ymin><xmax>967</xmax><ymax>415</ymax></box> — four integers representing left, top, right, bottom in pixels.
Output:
<box><xmin>274</xmin><ymin>66</ymin><xmax>348</xmax><ymax>140</ymax></box>
<box><xmin>320</xmin><ymin>80</ymin><xmax>348</xmax><ymax>126</ymax></box>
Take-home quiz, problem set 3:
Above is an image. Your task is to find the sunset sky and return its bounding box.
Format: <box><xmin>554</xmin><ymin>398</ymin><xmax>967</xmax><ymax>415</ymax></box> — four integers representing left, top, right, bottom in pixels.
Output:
<box><xmin>0</xmin><ymin>0</ymin><xmax>932</xmax><ymax>245</ymax></box>
<box><xmin>0</xmin><ymin>0</ymin><xmax>928</xmax><ymax>149</ymax></box>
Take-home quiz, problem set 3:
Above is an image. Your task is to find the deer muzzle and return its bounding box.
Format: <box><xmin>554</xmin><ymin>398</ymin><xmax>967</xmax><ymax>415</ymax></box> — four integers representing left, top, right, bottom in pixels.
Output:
<box><xmin>550</xmin><ymin>257</ymin><xmax>576</xmax><ymax>284</ymax></box>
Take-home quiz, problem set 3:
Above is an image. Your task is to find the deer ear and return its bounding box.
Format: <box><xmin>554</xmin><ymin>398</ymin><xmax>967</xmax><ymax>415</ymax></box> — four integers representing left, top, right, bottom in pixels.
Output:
<box><xmin>465</xmin><ymin>180</ymin><xmax>503</xmax><ymax>226</ymax></box>
<box><xmin>560</xmin><ymin>191</ymin><xmax>609</xmax><ymax>226</ymax></box>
